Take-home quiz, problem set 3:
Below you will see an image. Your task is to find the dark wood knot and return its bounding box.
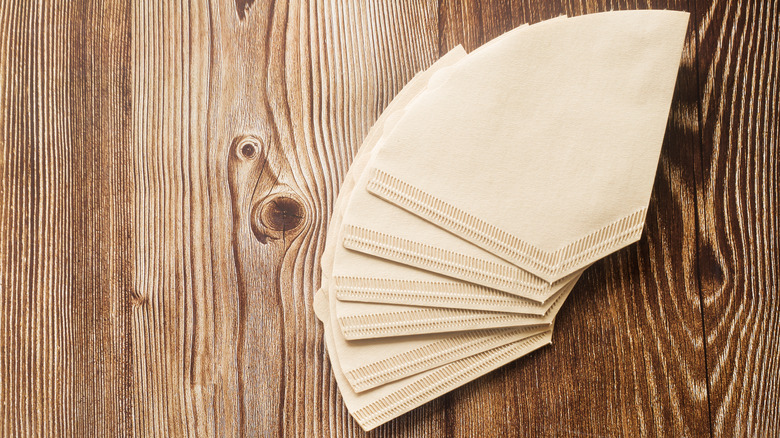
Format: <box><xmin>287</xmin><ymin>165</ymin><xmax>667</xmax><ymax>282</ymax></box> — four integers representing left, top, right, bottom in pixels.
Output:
<box><xmin>251</xmin><ymin>192</ymin><xmax>306</xmax><ymax>243</ymax></box>
<box><xmin>259</xmin><ymin>195</ymin><xmax>305</xmax><ymax>231</ymax></box>
<box><xmin>241</xmin><ymin>142</ymin><xmax>257</xmax><ymax>158</ymax></box>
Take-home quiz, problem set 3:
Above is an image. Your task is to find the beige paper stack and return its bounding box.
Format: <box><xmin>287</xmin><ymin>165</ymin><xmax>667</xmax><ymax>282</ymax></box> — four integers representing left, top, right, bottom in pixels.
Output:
<box><xmin>315</xmin><ymin>10</ymin><xmax>689</xmax><ymax>431</ymax></box>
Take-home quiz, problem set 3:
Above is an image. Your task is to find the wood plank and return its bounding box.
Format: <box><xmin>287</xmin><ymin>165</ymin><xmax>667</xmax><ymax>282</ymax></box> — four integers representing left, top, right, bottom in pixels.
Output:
<box><xmin>0</xmin><ymin>0</ymin><xmax>133</xmax><ymax>435</ymax></box>
<box><xmin>130</xmin><ymin>1</ymin><xmax>217</xmax><ymax>435</ymax></box>
<box><xmin>693</xmin><ymin>0</ymin><xmax>780</xmax><ymax>434</ymax></box>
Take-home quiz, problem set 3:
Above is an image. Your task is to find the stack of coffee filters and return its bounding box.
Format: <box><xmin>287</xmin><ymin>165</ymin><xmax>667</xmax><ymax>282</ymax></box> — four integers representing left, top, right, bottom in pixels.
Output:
<box><xmin>314</xmin><ymin>10</ymin><xmax>689</xmax><ymax>431</ymax></box>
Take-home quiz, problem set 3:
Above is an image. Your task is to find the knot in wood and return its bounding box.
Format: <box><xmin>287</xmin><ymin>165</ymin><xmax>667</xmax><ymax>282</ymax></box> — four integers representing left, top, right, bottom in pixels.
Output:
<box><xmin>233</xmin><ymin>135</ymin><xmax>263</xmax><ymax>161</ymax></box>
<box><xmin>261</xmin><ymin>196</ymin><xmax>305</xmax><ymax>231</ymax></box>
<box><xmin>255</xmin><ymin>193</ymin><xmax>306</xmax><ymax>234</ymax></box>
<box><xmin>241</xmin><ymin>142</ymin><xmax>256</xmax><ymax>158</ymax></box>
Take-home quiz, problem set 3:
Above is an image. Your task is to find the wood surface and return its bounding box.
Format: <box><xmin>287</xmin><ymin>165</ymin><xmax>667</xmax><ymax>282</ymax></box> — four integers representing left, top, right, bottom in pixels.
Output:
<box><xmin>0</xmin><ymin>0</ymin><xmax>777</xmax><ymax>436</ymax></box>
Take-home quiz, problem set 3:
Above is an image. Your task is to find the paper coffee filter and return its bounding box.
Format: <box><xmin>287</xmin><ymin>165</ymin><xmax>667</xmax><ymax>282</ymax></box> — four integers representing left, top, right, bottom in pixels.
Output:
<box><xmin>314</xmin><ymin>289</ymin><xmax>555</xmax><ymax>431</ymax></box>
<box><xmin>333</xmin><ymin>270</ymin><xmax>563</xmax><ymax>314</ymax></box>
<box><xmin>365</xmin><ymin>10</ymin><xmax>689</xmax><ymax>282</ymax></box>
<box><xmin>335</xmin><ymin>273</ymin><xmax>576</xmax><ymax>339</ymax></box>
<box><xmin>331</xmin><ymin>298</ymin><xmax>550</xmax><ymax>392</ymax></box>
<box><xmin>312</xmin><ymin>10</ymin><xmax>688</xmax><ymax>432</ymax></box>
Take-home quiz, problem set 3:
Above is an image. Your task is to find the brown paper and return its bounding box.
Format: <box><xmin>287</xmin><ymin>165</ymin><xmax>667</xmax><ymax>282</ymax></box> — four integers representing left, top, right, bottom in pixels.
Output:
<box><xmin>365</xmin><ymin>10</ymin><xmax>689</xmax><ymax>282</ymax></box>
<box><xmin>326</xmin><ymin>283</ymin><xmax>550</xmax><ymax>391</ymax></box>
<box><xmin>314</xmin><ymin>290</ymin><xmax>554</xmax><ymax>431</ymax></box>
<box><xmin>336</xmin><ymin>276</ymin><xmax>575</xmax><ymax>339</ymax></box>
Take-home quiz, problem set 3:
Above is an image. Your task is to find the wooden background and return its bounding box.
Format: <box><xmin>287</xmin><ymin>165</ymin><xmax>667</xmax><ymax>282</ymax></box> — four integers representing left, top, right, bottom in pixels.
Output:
<box><xmin>0</xmin><ymin>0</ymin><xmax>777</xmax><ymax>436</ymax></box>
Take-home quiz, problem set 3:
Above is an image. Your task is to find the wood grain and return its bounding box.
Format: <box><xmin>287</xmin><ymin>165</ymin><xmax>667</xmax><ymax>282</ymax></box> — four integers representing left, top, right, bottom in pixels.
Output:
<box><xmin>0</xmin><ymin>0</ymin><xmax>133</xmax><ymax>436</ymax></box>
<box><xmin>130</xmin><ymin>0</ymin><xmax>442</xmax><ymax>436</ymax></box>
<box><xmin>0</xmin><ymin>0</ymin><xmax>777</xmax><ymax>436</ymax></box>
<box><xmin>694</xmin><ymin>0</ymin><xmax>780</xmax><ymax>434</ymax></box>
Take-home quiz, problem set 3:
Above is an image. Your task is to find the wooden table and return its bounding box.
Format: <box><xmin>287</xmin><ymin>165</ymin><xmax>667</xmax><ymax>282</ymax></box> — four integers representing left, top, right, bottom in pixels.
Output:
<box><xmin>0</xmin><ymin>0</ymin><xmax>777</xmax><ymax>436</ymax></box>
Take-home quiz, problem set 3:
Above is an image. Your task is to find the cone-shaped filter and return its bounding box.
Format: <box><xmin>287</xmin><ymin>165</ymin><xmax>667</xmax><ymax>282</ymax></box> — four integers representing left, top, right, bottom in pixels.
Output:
<box><xmin>364</xmin><ymin>10</ymin><xmax>689</xmax><ymax>282</ymax></box>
